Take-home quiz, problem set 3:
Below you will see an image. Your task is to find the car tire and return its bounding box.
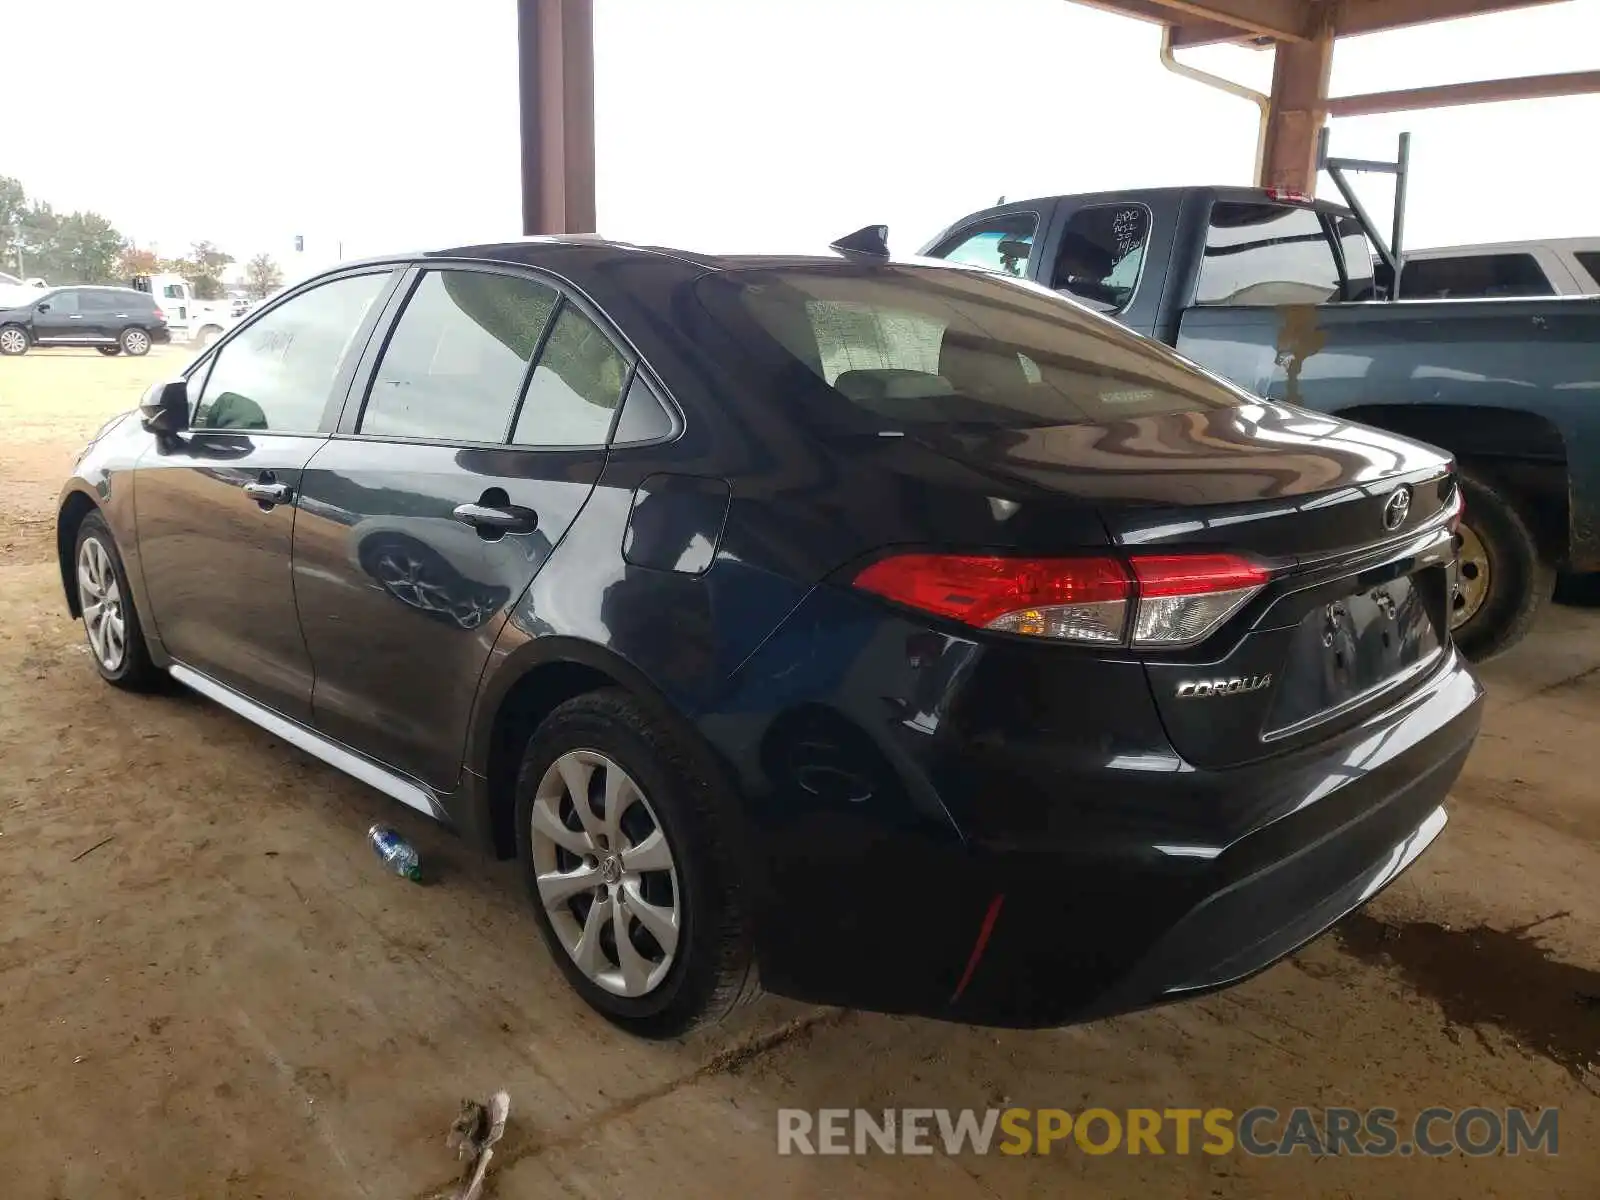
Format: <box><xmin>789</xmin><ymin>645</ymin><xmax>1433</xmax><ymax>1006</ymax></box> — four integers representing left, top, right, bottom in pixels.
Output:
<box><xmin>0</xmin><ymin>324</ymin><xmax>28</xmax><ymax>356</ymax></box>
<box><xmin>73</xmin><ymin>511</ymin><xmax>162</xmax><ymax>691</ymax></box>
<box><xmin>119</xmin><ymin>327</ymin><xmax>152</xmax><ymax>356</ymax></box>
<box><xmin>1450</xmin><ymin>467</ymin><xmax>1554</xmax><ymax>662</ymax></box>
<box><xmin>97</xmin><ymin>345</ymin><xmax>122</xmax><ymax>356</ymax></box>
<box><xmin>515</xmin><ymin>688</ymin><xmax>757</xmax><ymax>1038</ymax></box>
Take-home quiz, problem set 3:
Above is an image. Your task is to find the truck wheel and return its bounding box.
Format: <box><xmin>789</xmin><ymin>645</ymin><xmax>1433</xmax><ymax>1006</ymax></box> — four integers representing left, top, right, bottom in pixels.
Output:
<box><xmin>1450</xmin><ymin>468</ymin><xmax>1554</xmax><ymax>661</ymax></box>
<box><xmin>0</xmin><ymin>325</ymin><xmax>28</xmax><ymax>355</ymax></box>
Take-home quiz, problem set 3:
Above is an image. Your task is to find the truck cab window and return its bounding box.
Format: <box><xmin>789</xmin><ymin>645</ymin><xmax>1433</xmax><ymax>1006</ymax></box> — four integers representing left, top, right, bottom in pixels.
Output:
<box><xmin>1196</xmin><ymin>203</ymin><xmax>1341</xmax><ymax>306</ymax></box>
<box><xmin>927</xmin><ymin>214</ymin><xmax>1037</xmax><ymax>278</ymax></box>
<box><xmin>1050</xmin><ymin>204</ymin><xmax>1150</xmax><ymax>313</ymax></box>
<box><xmin>1399</xmin><ymin>254</ymin><xmax>1554</xmax><ymax>300</ymax></box>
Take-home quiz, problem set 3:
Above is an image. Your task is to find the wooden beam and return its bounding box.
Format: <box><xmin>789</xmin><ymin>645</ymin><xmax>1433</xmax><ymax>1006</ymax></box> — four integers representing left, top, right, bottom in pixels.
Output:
<box><xmin>1259</xmin><ymin>15</ymin><xmax>1335</xmax><ymax>191</ymax></box>
<box><xmin>1334</xmin><ymin>0</ymin><xmax>1566</xmax><ymax>39</ymax></box>
<box><xmin>1329</xmin><ymin>69</ymin><xmax>1600</xmax><ymax>116</ymax></box>
<box><xmin>518</xmin><ymin>0</ymin><xmax>596</xmax><ymax>235</ymax></box>
<box><xmin>1136</xmin><ymin>0</ymin><xmax>1310</xmax><ymax>40</ymax></box>
<box><xmin>1070</xmin><ymin>0</ymin><xmax>1290</xmax><ymax>45</ymax></box>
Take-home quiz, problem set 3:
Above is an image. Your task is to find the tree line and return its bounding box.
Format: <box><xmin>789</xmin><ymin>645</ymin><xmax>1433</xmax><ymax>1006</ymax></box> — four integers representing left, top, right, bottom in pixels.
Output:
<box><xmin>1</xmin><ymin>176</ymin><xmax>284</xmax><ymax>299</ymax></box>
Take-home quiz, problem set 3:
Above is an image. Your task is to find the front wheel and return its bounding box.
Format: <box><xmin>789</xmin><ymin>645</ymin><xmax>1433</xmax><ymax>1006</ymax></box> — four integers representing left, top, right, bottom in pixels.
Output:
<box><xmin>515</xmin><ymin>689</ymin><xmax>756</xmax><ymax>1037</ymax></box>
<box><xmin>0</xmin><ymin>325</ymin><xmax>28</xmax><ymax>355</ymax></box>
<box><xmin>1449</xmin><ymin>468</ymin><xmax>1554</xmax><ymax>662</ymax></box>
<box><xmin>74</xmin><ymin>511</ymin><xmax>163</xmax><ymax>690</ymax></box>
<box><xmin>119</xmin><ymin>327</ymin><xmax>151</xmax><ymax>356</ymax></box>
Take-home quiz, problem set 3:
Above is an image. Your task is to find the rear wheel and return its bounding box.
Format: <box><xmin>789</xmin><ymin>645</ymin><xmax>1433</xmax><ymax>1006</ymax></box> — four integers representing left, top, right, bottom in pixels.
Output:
<box><xmin>74</xmin><ymin>511</ymin><xmax>162</xmax><ymax>690</ymax></box>
<box><xmin>515</xmin><ymin>689</ymin><xmax>756</xmax><ymax>1037</ymax></box>
<box><xmin>119</xmin><ymin>327</ymin><xmax>151</xmax><ymax>356</ymax></box>
<box><xmin>0</xmin><ymin>325</ymin><xmax>28</xmax><ymax>355</ymax></box>
<box><xmin>197</xmin><ymin>324</ymin><xmax>223</xmax><ymax>348</ymax></box>
<box><xmin>97</xmin><ymin>345</ymin><xmax>121</xmax><ymax>356</ymax></box>
<box><xmin>1450</xmin><ymin>468</ymin><xmax>1553</xmax><ymax>662</ymax></box>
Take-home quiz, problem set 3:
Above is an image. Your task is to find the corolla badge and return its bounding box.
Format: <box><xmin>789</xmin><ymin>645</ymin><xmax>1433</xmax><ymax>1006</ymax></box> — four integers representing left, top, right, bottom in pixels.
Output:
<box><xmin>1383</xmin><ymin>486</ymin><xmax>1412</xmax><ymax>531</ymax></box>
<box><xmin>1175</xmin><ymin>674</ymin><xmax>1273</xmax><ymax>699</ymax></box>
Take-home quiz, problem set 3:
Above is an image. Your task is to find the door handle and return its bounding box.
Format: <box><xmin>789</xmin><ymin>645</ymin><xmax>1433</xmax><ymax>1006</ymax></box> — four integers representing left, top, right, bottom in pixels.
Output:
<box><xmin>244</xmin><ymin>481</ymin><xmax>292</xmax><ymax>505</ymax></box>
<box><xmin>453</xmin><ymin>502</ymin><xmax>537</xmax><ymax>535</ymax></box>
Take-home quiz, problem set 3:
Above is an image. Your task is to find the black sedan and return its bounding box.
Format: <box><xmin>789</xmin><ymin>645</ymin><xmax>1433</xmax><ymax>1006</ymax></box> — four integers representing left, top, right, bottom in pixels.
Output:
<box><xmin>55</xmin><ymin>237</ymin><xmax>1482</xmax><ymax>1036</ymax></box>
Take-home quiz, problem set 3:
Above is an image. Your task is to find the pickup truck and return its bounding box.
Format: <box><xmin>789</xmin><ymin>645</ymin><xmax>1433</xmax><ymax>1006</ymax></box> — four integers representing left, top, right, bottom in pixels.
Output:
<box><xmin>1402</xmin><ymin>238</ymin><xmax>1600</xmax><ymax>300</ymax></box>
<box><xmin>921</xmin><ymin>187</ymin><xmax>1600</xmax><ymax>659</ymax></box>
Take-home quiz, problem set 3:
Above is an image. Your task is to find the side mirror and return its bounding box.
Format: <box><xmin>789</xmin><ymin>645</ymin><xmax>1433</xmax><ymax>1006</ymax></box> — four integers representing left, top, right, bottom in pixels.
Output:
<box><xmin>35</xmin><ymin>302</ymin><xmax>50</xmax><ymax>313</ymax></box>
<box><xmin>140</xmin><ymin>380</ymin><xmax>190</xmax><ymax>435</ymax></box>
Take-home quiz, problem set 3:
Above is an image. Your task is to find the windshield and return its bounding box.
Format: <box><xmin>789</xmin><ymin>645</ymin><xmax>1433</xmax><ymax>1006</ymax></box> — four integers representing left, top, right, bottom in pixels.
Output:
<box><xmin>696</xmin><ymin>265</ymin><xmax>1246</xmax><ymax>431</ymax></box>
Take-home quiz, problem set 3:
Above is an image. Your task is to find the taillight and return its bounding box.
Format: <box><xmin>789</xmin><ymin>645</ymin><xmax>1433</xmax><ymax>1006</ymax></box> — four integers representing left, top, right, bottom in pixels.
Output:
<box><xmin>852</xmin><ymin>552</ymin><xmax>1268</xmax><ymax>648</ymax></box>
<box><xmin>1128</xmin><ymin>555</ymin><xmax>1270</xmax><ymax>646</ymax></box>
<box><xmin>153</xmin><ymin>307</ymin><xmax>166</xmax><ymax>322</ymax></box>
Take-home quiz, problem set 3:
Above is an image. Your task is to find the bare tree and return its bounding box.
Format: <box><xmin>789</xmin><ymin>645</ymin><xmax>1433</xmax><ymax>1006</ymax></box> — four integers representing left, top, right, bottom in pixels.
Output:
<box><xmin>244</xmin><ymin>252</ymin><xmax>284</xmax><ymax>300</ymax></box>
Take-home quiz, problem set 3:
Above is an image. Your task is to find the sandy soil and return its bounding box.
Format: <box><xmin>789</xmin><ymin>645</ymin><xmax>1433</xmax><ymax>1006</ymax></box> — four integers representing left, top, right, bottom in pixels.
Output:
<box><xmin>0</xmin><ymin>346</ymin><xmax>1596</xmax><ymax>1198</ymax></box>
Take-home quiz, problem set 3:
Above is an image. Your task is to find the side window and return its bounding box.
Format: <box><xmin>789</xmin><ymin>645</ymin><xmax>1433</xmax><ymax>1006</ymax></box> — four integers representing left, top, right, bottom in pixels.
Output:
<box><xmin>1334</xmin><ymin>216</ymin><xmax>1375</xmax><ymax>300</ymax></box>
<box><xmin>79</xmin><ymin>291</ymin><xmax>111</xmax><ymax>312</ymax></box>
<box><xmin>360</xmin><ymin>270</ymin><xmax>557</xmax><ymax>443</ymax></box>
<box><xmin>1400</xmin><ymin>254</ymin><xmax>1554</xmax><ymax>300</ymax></box>
<box><xmin>612</xmin><ymin>373</ymin><xmax>675</xmax><ymax>444</ymax></box>
<box><xmin>1574</xmin><ymin>251</ymin><xmax>1600</xmax><ymax>291</ymax></box>
<box><xmin>1195</xmin><ymin>203</ymin><xmax>1341</xmax><ymax>306</ymax></box>
<box><xmin>927</xmin><ymin>214</ymin><xmax>1038</xmax><ymax>279</ymax></box>
<box><xmin>1050</xmin><ymin>204</ymin><xmax>1150</xmax><ymax>313</ymax></box>
<box><xmin>510</xmin><ymin>304</ymin><xmax>629</xmax><ymax>447</ymax></box>
<box><xmin>193</xmin><ymin>272</ymin><xmax>390</xmax><ymax>432</ymax></box>
<box><xmin>43</xmin><ymin>290</ymin><xmax>79</xmax><ymax>316</ymax></box>
<box><xmin>162</xmin><ymin>283</ymin><xmax>185</xmax><ymax>300</ymax></box>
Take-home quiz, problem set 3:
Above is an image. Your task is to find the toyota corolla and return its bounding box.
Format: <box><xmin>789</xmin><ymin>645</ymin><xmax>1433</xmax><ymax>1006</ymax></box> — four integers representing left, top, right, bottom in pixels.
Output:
<box><xmin>56</xmin><ymin>237</ymin><xmax>1482</xmax><ymax>1036</ymax></box>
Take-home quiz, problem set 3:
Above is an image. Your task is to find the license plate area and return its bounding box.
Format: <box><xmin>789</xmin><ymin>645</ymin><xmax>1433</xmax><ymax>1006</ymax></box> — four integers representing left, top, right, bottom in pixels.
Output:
<box><xmin>1263</xmin><ymin>569</ymin><xmax>1444</xmax><ymax>737</ymax></box>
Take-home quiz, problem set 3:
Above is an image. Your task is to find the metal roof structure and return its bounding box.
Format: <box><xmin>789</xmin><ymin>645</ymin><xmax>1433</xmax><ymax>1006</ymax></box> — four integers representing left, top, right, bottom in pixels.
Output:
<box><xmin>515</xmin><ymin>0</ymin><xmax>1599</xmax><ymax>234</ymax></box>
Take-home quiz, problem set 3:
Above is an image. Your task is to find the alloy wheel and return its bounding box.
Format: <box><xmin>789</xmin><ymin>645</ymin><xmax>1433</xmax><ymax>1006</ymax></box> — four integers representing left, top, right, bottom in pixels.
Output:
<box><xmin>1451</xmin><ymin>524</ymin><xmax>1490</xmax><ymax>629</ymax></box>
<box><xmin>124</xmin><ymin>330</ymin><xmax>150</xmax><ymax>354</ymax></box>
<box><xmin>78</xmin><ymin>537</ymin><xmax>127</xmax><ymax>671</ymax></box>
<box><xmin>530</xmin><ymin>749</ymin><xmax>681</xmax><ymax>997</ymax></box>
<box><xmin>0</xmin><ymin>328</ymin><xmax>26</xmax><ymax>354</ymax></box>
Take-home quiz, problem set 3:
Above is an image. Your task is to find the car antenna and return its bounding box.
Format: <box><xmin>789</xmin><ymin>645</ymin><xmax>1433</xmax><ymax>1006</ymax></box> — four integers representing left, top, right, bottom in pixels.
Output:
<box><xmin>829</xmin><ymin>225</ymin><xmax>890</xmax><ymax>257</ymax></box>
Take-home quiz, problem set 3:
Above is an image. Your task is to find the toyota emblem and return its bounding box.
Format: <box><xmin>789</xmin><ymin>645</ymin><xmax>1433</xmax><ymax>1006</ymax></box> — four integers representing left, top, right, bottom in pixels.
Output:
<box><xmin>1382</xmin><ymin>487</ymin><xmax>1412</xmax><ymax>531</ymax></box>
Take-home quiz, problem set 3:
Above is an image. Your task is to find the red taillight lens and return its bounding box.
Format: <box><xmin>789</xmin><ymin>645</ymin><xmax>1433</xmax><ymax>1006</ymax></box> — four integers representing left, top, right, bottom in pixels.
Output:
<box><xmin>852</xmin><ymin>551</ymin><xmax>1268</xmax><ymax>647</ymax></box>
<box><xmin>852</xmin><ymin>554</ymin><xmax>1132</xmax><ymax>644</ymax></box>
<box><xmin>153</xmin><ymin>307</ymin><xmax>166</xmax><ymax>321</ymax></box>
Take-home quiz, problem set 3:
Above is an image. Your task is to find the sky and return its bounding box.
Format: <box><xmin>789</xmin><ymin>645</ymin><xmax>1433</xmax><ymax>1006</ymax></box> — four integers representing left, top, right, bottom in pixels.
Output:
<box><xmin>4</xmin><ymin>0</ymin><xmax>1598</xmax><ymax>280</ymax></box>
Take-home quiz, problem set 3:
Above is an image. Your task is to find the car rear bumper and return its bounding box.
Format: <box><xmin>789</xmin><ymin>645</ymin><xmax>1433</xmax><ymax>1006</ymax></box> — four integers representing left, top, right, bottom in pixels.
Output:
<box><xmin>149</xmin><ymin>327</ymin><xmax>172</xmax><ymax>344</ymax></box>
<box><xmin>728</xmin><ymin>591</ymin><xmax>1483</xmax><ymax>1025</ymax></box>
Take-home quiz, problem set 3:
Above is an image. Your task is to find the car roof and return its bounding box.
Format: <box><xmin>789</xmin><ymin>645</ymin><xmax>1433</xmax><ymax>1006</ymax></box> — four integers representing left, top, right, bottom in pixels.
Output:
<box><xmin>419</xmin><ymin>236</ymin><xmax>988</xmax><ymax>277</ymax></box>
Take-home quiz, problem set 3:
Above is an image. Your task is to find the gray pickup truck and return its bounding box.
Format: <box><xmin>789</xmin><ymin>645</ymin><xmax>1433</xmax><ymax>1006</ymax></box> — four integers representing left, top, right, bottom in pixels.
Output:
<box><xmin>922</xmin><ymin>188</ymin><xmax>1600</xmax><ymax>659</ymax></box>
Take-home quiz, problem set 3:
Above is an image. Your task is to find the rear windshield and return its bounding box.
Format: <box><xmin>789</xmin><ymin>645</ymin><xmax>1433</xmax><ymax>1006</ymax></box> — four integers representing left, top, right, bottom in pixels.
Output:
<box><xmin>696</xmin><ymin>266</ymin><xmax>1244</xmax><ymax>430</ymax></box>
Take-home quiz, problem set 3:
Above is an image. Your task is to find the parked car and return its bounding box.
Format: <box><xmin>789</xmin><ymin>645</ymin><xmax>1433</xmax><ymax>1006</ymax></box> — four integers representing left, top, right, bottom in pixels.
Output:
<box><xmin>0</xmin><ymin>285</ymin><xmax>170</xmax><ymax>356</ymax></box>
<box><xmin>56</xmin><ymin>241</ymin><xmax>1482</xmax><ymax>1036</ymax></box>
<box><xmin>1399</xmin><ymin>238</ymin><xmax>1600</xmax><ymax>299</ymax></box>
<box><xmin>924</xmin><ymin>189</ymin><xmax>1600</xmax><ymax>659</ymax></box>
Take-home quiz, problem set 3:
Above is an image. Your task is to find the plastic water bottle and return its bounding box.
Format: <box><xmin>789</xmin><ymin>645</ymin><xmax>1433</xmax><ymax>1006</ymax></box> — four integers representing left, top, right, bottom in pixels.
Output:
<box><xmin>369</xmin><ymin>824</ymin><xmax>422</xmax><ymax>882</ymax></box>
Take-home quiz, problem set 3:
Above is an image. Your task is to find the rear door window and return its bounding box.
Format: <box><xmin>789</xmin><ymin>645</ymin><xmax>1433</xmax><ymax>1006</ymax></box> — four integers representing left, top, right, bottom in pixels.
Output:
<box><xmin>1049</xmin><ymin>204</ymin><xmax>1150</xmax><ymax>313</ymax></box>
<box><xmin>1400</xmin><ymin>253</ymin><xmax>1554</xmax><ymax>299</ymax></box>
<box><xmin>1195</xmin><ymin>203</ymin><xmax>1341</xmax><ymax>306</ymax></box>
<box><xmin>360</xmin><ymin>270</ymin><xmax>558</xmax><ymax>443</ymax></box>
<box><xmin>926</xmin><ymin>213</ymin><xmax>1038</xmax><ymax>279</ymax></box>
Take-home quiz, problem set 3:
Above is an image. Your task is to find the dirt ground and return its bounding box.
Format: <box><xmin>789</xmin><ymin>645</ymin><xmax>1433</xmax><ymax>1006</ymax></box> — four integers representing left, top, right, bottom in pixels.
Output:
<box><xmin>1</xmin><ymin>347</ymin><xmax>1597</xmax><ymax>1199</ymax></box>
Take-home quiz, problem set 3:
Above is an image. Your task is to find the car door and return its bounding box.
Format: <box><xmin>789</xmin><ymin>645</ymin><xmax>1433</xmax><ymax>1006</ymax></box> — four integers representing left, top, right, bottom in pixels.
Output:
<box><xmin>77</xmin><ymin>290</ymin><xmax>114</xmax><ymax>341</ymax></box>
<box><xmin>32</xmin><ymin>289</ymin><xmax>82</xmax><ymax>343</ymax></box>
<box><xmin>293</xmin><ymin>264</ymin><xmax>629</xmax><ymax>789</ymax></box>
<box><xmin>132</xmin><ymin>269</ymin><xmax>399</xmax><ymax>721</ymax></box>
